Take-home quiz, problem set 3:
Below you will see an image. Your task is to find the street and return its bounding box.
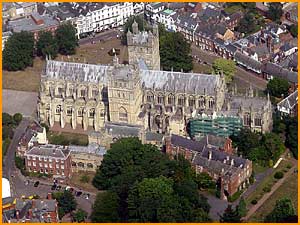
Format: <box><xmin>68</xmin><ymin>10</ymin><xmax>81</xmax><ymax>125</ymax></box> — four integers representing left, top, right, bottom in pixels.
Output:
<box><xmin>79</xmin><ymin>29</ymin><xmax>120</xmax><ymax>45</ymax></box>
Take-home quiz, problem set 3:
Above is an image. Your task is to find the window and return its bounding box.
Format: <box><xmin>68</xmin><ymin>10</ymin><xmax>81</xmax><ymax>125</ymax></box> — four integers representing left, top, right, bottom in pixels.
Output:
<box><xmin>119</xmin><ymin>107</ymin><xmax>128</xmax><ymax>122</ymax></box>
<box><xmin>49</xmin><ymin>164</ymin><xmax>52</xmax><ymax>168</ymax></box>
<box><xmin>72</xmin><ymin>162</ymin><xmax>77</xmax><ymax>167</ymax></box>
<box><xmin>49</xmin><ymin>158</ymin><xmax>52</xmax><ymax>162</ymax></box>
<box><xmin>56</xmin><ymin>105</ymin><xmax>61</xmax><ymax>114</ymax></box>
<box><xmin>40</xmin><ymin>169</ymin><xmax>44</xmax><ymax>173</ymax></box>
<box><xmin>147</xmin><ymin>92</ymin><xmax>154</xmax><ymax>102</ymax></box>
<box><xmin>67</xmin><ymin>107</ymin><xmax>72</xmax><ymax>116</ymax></box>
<box><xmin>45</xmin><ymin>164</ymin><xmax>48</xmax><ymax>168</ymax></box>
<box><xmin>100</xmin><ymin>110</ymin><xmax>105</xmax><ymax>117</ymax></box>
<box><xmin>28</xmin><ymin>161</ymin><xmax>31</xmax><ymax>166</ymax></box>
<box><xmin>244</xmin><ymin>113</ymin><xmax>251</xmax><ymax>126</ymax></box>
<box><xmin>255</xmin><ymin>118</ymin><xmax>262</xmax><ymax>126</ymax></box>
<box><xmin>78</xmin><ymin>108</ymin><xmax>84</xmax><ymax>117</ymax></box>
<box><xmin>178</xmin><ymin>96</ymin><xmax>185</xmax><ymax>106</ymax></box>
<box><xmin>208</xmin><ymin>98</ymin><xmax>214</xmax><ymax>109</ymax></box>
<box><xmin>69</xmin><ymin>88</ymin><xmax>74</xmax><ymax>96</ymax></box>
<box><xmin>33</xmin><ymin>162</ymin><xmax>36</xmax><ymax>166</ymax></box>
<box><xmin>92</xmin><ymin>89</ymin><xmax>98</xmax><ymax>98</ymax></box>
<box><xmin>87</xmin><ymin>163</ymin><xmax>93</xmax><ymax>168</ymax></box>
<box><xmin>39</xmin><ymin>163</ymin><xmax>43</xmax><ymax>167</ymax></box>
<box><xmin>58</xmin><ymin>87</ymin><xmax>64</xmax><ymax>95</ymax></box>
<box><xmin>89</xmin><ymin>108</ymin><xmax>95</xmax><ymax>118</ymax></box>
<box><xmin>56</xmin><ymin>164</ymin><xmax>59</xmax><ymax>169</ymax></box>
<box><xmin>188</xmin><ymin>96</ymin><xmax>195</xmax><ymax>107</ymax></box>
<box><xmin>168</xmin><ymin>94</ymin><xmax>175</xmax><ymax>105</ymax></box>
<box><xmin>199</xmin><ymin>97</ymin><xmax>205</xmax><ymax>108</ymax></box>
<box><xmin>80</xmin><ymin>89</ymin><xmax>86</xmax><ymax>97</ymax></box>
<box><xmin>61</xmin><ymin>165</ymin><xmax>64</xmax><ymax>169</ymax></box>
<box><xmin>157</xmin><ymin>94</ymin><xmax>164</xmax><ymax>104</ymax></box>
<box><xmin>78</xmin><ymin>162</ymin><xmax>84</xmax><ymax>168</ymax></box>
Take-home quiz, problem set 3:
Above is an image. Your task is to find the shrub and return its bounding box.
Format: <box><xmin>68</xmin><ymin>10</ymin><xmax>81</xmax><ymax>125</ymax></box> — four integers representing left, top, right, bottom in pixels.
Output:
<box><xmin>251</xmin><ymin>199</ymin><xmax>258</xmax><ymax>205</ymax></box>
<box><xmin>263</xmin><ymin>186</ymin><xmax>271</xmax><ymax>193</ymax></box>
<box><xmin>228</xmin><ymin>190</ymin><xmax>243</xmax><ymax>202</ymax></box>
<box><xmin>274</xmin><ymin>171</ymin><xmax>284</xmax><ymax>179</ymax></box>
<box><xmin>13</xmin><ymin>113</ymin><xmax>23</xmax><ymax>125</ymax></box>
<box><xmin>286</xmin><ymin>164</ymin><xmax>292</xmax><ymax>169</ymax></box>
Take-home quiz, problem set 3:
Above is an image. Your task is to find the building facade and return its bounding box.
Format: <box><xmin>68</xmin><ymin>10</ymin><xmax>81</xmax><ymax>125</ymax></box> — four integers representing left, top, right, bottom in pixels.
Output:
<box><xmin>38</xmin><ymin>24</ymin><xmax>272</xmax><ymax>136</ymax></box>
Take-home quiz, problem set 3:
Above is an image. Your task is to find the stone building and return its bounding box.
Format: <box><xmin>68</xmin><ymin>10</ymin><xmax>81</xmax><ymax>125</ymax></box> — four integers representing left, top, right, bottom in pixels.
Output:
<box><xmin>38</xmin><ymin>22</ymin><xmax>271</xmax><ymax>136</ymax></box>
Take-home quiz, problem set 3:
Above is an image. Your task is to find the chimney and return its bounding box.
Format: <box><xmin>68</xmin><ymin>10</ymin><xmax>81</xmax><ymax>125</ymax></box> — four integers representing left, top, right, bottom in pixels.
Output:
<box><xmin>47</xmin><ymin>193</ymin><xmax>52</xmax><ymax>200</ymax></box>
<box><xmin>231</xmin><ymin>159</ymin><xmax>234</xmax><ymax>166</ymax></box>
<box><xmin>208</xmin><ymin>151</ymin><xmax>212</xmax><ymax>160</ymax></box>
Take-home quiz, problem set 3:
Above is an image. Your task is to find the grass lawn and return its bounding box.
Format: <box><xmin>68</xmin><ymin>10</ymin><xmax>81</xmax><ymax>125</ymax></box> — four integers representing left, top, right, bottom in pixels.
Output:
<box><xmin>193</xmin><ymin>61</ymin><xmax>212</xmax><ymax>74</ymax></box>
<box><xmin>253</xmin><ymin>163</ymin><xmax>268</xmax><ymax>174</ymax></box>
<box><xmin>245</xmin><ymin>160</ymin><xmax>291</xmax><ymax>206</ymax></box>
<box><xmin>69</xmin><ymin>171</ymin><xmax>99</xmax><ymax>193</ymax></box>
<box><xmin>248</xmin><ymin>172</ymin><xmax>298</xmax><ymax>222</ymax></box>
<box><xmin>3</xmin><ymin>38</ymin><xmax>126</xmax><ymax>92</ymax></box>
<box><xmin>48</xmin><ymin>131</ymin><xmax>88</xmax><ymax>146</ymax></box>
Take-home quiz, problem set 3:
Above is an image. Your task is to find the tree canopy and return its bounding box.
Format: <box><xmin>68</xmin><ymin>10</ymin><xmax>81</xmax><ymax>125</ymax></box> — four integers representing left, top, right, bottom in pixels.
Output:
<box><xmin>267</xmin><ymin>3</ymin><xmax>283</xmax><ymax>23</ymax></box>
<box><xmin>267</xmin><ymin>77</ymin><xmax>290</xmax><ymax>98</ymax></box>
<box><xmin>92</xmin><ymin>137</ymin><xmax>211</xmax><ymax>222</ymax></box>
<box><xmin>265</xmin><ymin>198</ymin><xmax>296</xmax><ymax>222</ymax></box>
<box><xmin>72</xmin><ymin>209</ymin><xmax>87</xmax><ymax>222</ymax></box>
<box><xmin>3</xmin><ymin>31</ymin><xmax>34</xmax><ymax>71</ymax></box>
<box><xmin>52</xmin><ymin>191</ymin><xmax>77</xmax><ymax>218</ymax></box>
<box><xmin>36</xmin><ymin>31</ymin><xmax>58</xmax><ymax>59</ymax></box>
<box><xmin>159</xmin><ymin>28</ymin><xmax>193</xmax><ymax>72</ymax></box>
<box><xmin>220</xmin><ymin>205</ymin><xmax>241</xmax><ymax>222</ymax></box>
<box><xmin>212</xmin><ymin>58</ymin><xmax>236</xmax><ymax>83</ymax></box>
<box><xmin>55</xmin><ymin>22</ymin><xmax>78</xmax><ymax>55</ymax></box>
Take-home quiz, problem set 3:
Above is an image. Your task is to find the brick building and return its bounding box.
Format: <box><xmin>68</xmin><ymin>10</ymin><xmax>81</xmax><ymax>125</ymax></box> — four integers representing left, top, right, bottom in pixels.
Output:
<box><xmin>165</xmin><ymin>134</ymin><xmax>252</xmax><ymax>199</ymax></box>
<box><xmin>24</xmin><ymin>145</ymin><xmax>72</xmax><ymax>179</ymax></box>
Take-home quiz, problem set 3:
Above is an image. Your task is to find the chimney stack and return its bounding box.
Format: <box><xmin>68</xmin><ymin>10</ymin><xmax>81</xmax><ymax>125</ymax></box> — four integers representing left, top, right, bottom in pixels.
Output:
<box><xmin>208</xmin><ymin>151</ymin><xmax>212</xmax><ymax>160</ymax></box>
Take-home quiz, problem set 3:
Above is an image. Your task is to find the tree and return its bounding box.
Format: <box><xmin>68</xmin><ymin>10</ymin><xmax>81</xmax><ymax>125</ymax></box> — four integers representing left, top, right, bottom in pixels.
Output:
<box><xmin>220</xmin><ymin>205</ymin><xmax>241</xmax><ymax>222</ymax></box>
<box><xmin>36</xmin><ymin>31</ymin><xmax>58</xmax><ymax>59</ymax></box>
<box><xmin>212</xmin><ymin>58</ymin><xmax>236</xmax><ymax>83</ymax></box>
<box><xmin>196</xmin><ymin>172</ymin><xmax>216</xmax><ymax>190</ymax></box>
<box><xmin>13</xmin><ymin>113</ymin><xmax>23</xmax><ymax>126</ymax></box>
<box><xmin>3</xmin><ymin>31</ymin><xmax>34</xmax><ymax>71</ymax></box>
<box><xmin>267</xmin><ymin>3</ymin><xmax>283</xmax><ymax>23</ymax></box>
<box><xmin>236</xmin><ymin>12</ymin><xmax>256</xmax><ymax>35</ymax></box>
<box><xmin>285</xmin><ymin>116</ymin><xmax>298</xmax><ymax>159</ymax></box>
<box><xmin>288</xmin><ymin>24</ymin><xmax>298</xmax><ymax>38</ymax></box>
<box><xmin>265</xmin><ymin>198</ymin><xmax>296</xmax><ymax>222</ymax></box>
<box><xmin>160</xmin><ymin>31</ymin><xmax>193</xmax><ymax>72</ymax></box>
<box><xmin>2</xmin><ymin>113</ymin><xmax>13</xmax><ymax>126</ymax></box>
<box><xmin>237</xmin><ymin>197</ymin><xmax>247</xmax><ymax>217</ymax></box>
<box><xmin>52</xmin><ymin>191</ymin><xmax>77</xmax><ymax>218</ymax></box>
<box><xmin>267</xmin><ymin>77</ymin><xmax>290</xmax><ymax>98</ymax></box>
<box><xmin>55</xmin><ymin>22</ymin><xmax>78</xmax><ymax>55</ymax></box>
<box><xmin>72</xmin><ymin>209</ymin><xmax>87</xmax><ymax>222</ymax></box>
<box><xmin>128</xmin><ymin>176</ymin><xmax>179</xmax><ymax>222</ymax></box>
<box><xmin>91</xmin><ymin>191</ymin><xmax>120</xmax><ymax>222</ymax></box>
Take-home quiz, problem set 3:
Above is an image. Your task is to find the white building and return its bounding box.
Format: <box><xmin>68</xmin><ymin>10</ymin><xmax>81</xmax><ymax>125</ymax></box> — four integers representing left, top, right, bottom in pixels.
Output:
<box><xmin>157</xmin><ymin>9</ymin><xmax>177</xmax><ymax>31</ymax></box>
<box><xmin>2</xmin><ymin>178</ymin><xmax>11</xmax><ymax>199</ymax></box>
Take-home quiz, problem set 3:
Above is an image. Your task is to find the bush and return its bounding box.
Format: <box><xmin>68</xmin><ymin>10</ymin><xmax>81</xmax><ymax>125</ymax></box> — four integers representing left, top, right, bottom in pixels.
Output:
<box><xmin>263</xmin><ymin>186</ymin><xmax>271</xmax><ymax>193</ymax></box>
<box><xmin>274</xmin><ymin>171</ymin><xmax>284</xmax><ymax>179</ymax></box>
<box><xmin>228</xmin><ymin>190</ymin><xmax>243</xmax><ymax>202</ymax></box>
<box><xmin>286</xmin><ymin>164</ymin><xmax>292</xmax><ymax>169</ymax></box>
<box><xmin>251</xmin><ymin>199</ymin><xmax>258</xmax><ymax>205</ymax></box>
<box><xmin>13</xmin><ymin>113</ymin><xmax>23</xmax><ymax>125</ymax></box>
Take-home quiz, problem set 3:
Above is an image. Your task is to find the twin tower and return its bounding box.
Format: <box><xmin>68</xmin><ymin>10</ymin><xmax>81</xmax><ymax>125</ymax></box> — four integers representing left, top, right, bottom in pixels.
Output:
<box><xmin>126</xmin><ymin>21</ymin><xmax>161</xmax><ymax>71</ymax></box>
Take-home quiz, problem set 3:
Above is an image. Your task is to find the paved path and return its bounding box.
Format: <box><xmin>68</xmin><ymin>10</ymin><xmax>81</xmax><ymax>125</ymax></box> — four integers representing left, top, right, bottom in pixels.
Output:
<box><xmin>244</xmin><ymin>164</ymin><xmax>297</xmax><ymax>221</ymax></box>
<box><xmin>3</xmin><ymin>89</ymin><xmax>38</xmax><ymax>117</ymax></box>
<box><xmin>79</xmin><ymin>29</ymin><xmax>119</xmax><ymax>45</ymax></box>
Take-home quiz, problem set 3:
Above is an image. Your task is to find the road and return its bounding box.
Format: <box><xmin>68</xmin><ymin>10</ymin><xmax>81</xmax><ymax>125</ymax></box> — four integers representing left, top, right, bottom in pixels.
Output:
<box><xmin>191</xmin><ymin>44</ymin><xmax>267</xmax><ymax>90</ymax></box>
<box><xmin>79</xmin><ymin>29</ymin><xmax>120</xmax><ymax>45</ymax></box>
<box><xmin>3</xmin><ymin>118</ymin><xmax>96</xmax><ymax>218</ymax></box>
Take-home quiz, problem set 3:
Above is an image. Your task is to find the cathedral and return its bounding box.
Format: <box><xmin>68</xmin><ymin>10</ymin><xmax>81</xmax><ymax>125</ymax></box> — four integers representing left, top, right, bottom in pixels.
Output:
<box><xmin>37</xmin><ymin>21</ymin><xmax>272</xmax><ymax>136</ymax></box>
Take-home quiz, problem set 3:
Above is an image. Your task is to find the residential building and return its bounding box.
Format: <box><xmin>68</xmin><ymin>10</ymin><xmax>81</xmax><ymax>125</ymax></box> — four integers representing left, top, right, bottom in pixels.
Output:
<box><xmin>277</xmin><ymin>89</ymin><xmax>298</xmax><ymax>115</ymax></box>
<box><xmin>3</xmin><ymin>194</ymin><xmax>59</xmax><ymax>223</ymax></box>
<box><xmin>2</xmin><ymin>31</ymin><xmax>12</xmax><ymax>51</ymax></box>
<box><xmin>2</xmin><ymin>2</ymin><xmax>37</xmax><ymax>21</ymax></box>
<box><xmin>24</xmin><ymin>145</ymin><xmax>72</xmax><ymax>179</ymax></box>
<box><xmin>165</xmin><ymin>134</ymin><xmax>252</xmax><ymax>198</ymax></box>
<box><xmin>7</xmin><ymin>13</ymin><xmax>59</xmax><ymax>40</ymax></box>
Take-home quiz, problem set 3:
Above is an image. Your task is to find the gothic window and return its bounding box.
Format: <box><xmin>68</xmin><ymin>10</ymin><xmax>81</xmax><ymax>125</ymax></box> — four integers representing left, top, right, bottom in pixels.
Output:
<box><xmin>58</xmin><ymin>87</ymin><xmax>64</xmax><ymax>95</ymax></box>
<box><xmin>188</xmin><ymin>96</ymin><xmax>195</xmax><ymax>107</ymax></box>
<box><xmin>100</xmin><ymin>110</ymin><xmax>105</xmax><ymax>117</ymax></box>
<box><xmin>78</xmin><ymin>108</ymin><xmax>84</xmax><ymax>117</ymax></box>
<box><xmin>255</xmin><ymin>118</ymin><xmax>262</xmax><ymax>126</ymax></box>
<box><xmin>72</xmin><ymin>161</ymin><xmax>77</xmax><ymax>167</ymax></box>
<box><xmin>80</xmin><ymin>89</ymin><xmax>86</xmax><ymax>97</ymax></box>
<box><xmin>157</xmin><ymin>94</ymin><xmax>164</xmax><ymax>104</ymax></box>
<box><xmin>178</xmin><ymin>95</ymin><xmax>185</xmax><ymax>106</ymax></box>
<box><xmin>69</xmin><ymin>88</ymin><xmax>74</xmax><ymax>96</ymax></box>
<box><xmin>92</xmin><ymin>89</ymin><xmax>98</xmax><ymax>98</ymax></box>
<box><xmin>66</xmin><ymin>107</ymin><xmax>72</xmax><ymax>116</ymax></box>
<box><xmin>55</xmin><ymin>105</ymin><xmax>61</xmax><ymax>114</ymax></box>
<box><xmin>208</xmin><ymin>98</ymin><xmax>215</xmax><ymax>109</ymax></box>
<box><xmin>46</xmin><ymin>104</ymin><xmax>50</xmax><ymax>110</ymax></box>
<box><xmin>167</xmin><ymin>94</ymin><xmax>175</xmax><ymax>105</ymax></box>
<box><xmin>87</xmin><ymin>163</ymin><xmax>93</xmax><ymax>168</ymax></box>
<box><xmin>199</xmin><ymin>97</ymin><xmax>205</xmax><ymax>108</ymax></box>
<box><xmin>78</xmin><ymin>162</ymin><xmax>84</xmax><ymax>168</ymax></box>
<box><xmin>89</xmin><ymin>108</ymin><xmax>95</xmax><ymax>118</ymax></box>
<box><xmin>243</xmin><ymin>113</ymin><xmax>251</xmax><ymax>126</ymax></box>
<box><xmin>147</xmin><ymin>92</ymin><xmax>154</xmax><ymax>102</ymax></box>
<box><xmin>119</xmin><ymin>107</ymin><xmax>128</xmax><ymax>122</ymax></box>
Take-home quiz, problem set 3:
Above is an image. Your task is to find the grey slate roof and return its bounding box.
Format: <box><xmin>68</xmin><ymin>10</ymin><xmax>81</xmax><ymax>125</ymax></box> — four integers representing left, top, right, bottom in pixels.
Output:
<box><xmin>230</xmin><ymin>96</ymin><xmax>268</xmax><ymax>110</ymax></box>
<box><xmin>234</xmin><ymin>51</ymin><xmax>262</xmax><ymax>71</ymax></box>
<box><xmin>170</xmin><ymin>134</ymin><xmax>205</xmax><ymax>152</ymax></box>
<box><xmin>145</xmin><ymin>132</ymin><xmax>164</xmax><ymax>142</ymax></box>
<box><xmin>262</xmin><ymin>62</ymin><xmax>298</xmax><ymax>83</ymax></box>
<box><xmin>25</xmin><ymin>145</ymin><xmax>70</xmax><ymax>158</ymax></box>
<box><xmin>140</xmin><ymin>70</ymin><xmax>220</xmax><ymax>95</ymax></box>
<box><xmin>69</xmin><ymin>143</ymin><xmax>106</xmax><ymax>156</ymax></box>
<box><xmin>105</xmin><ymin>122</ymin><xmax>142</xmax><ymax>137</ymax></box>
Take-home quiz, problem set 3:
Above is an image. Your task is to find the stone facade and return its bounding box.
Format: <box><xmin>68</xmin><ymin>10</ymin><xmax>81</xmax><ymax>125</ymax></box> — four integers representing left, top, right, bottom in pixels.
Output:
<box><xmin>38</xmin><ymin>24</ymin><xmax>271</xmax><ymax>136</ymax></box>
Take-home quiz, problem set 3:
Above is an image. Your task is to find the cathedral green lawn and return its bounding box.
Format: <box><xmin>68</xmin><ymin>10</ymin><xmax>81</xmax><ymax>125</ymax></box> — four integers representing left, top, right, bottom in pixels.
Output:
<box><xmin>248</xmin><ymin>171</ymin><xmax>298</xmax><ymax>222</ymax></box>
<box><xmin>48</xmin><ymin>131</ymin><xmax>88</xmax><ymax>146</ymax></box>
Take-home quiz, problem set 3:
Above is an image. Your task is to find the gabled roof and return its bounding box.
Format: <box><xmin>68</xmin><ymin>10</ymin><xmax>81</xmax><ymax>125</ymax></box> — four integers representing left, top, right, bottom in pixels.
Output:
<box><xmin>234</xmin><ymin>51</ymin><xmax>262</xmax><ymax>70</ymax></box>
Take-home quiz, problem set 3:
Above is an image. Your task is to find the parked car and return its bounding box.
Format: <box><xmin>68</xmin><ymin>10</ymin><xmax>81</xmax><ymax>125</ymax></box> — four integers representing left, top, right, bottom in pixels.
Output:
<box><xmin>56</xmin><ymin>185</ymin><xmax>61</xmax><ymax>191</ymax></box>
<box><xmin>34</xmin><ymin>181</ymin><xmax>39</xmax><ymax>187</ymax></box>
<box><xmin>76</xmin><ymin>191</ymin><xmax>82</xmax><ymax>197</ymax></box>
